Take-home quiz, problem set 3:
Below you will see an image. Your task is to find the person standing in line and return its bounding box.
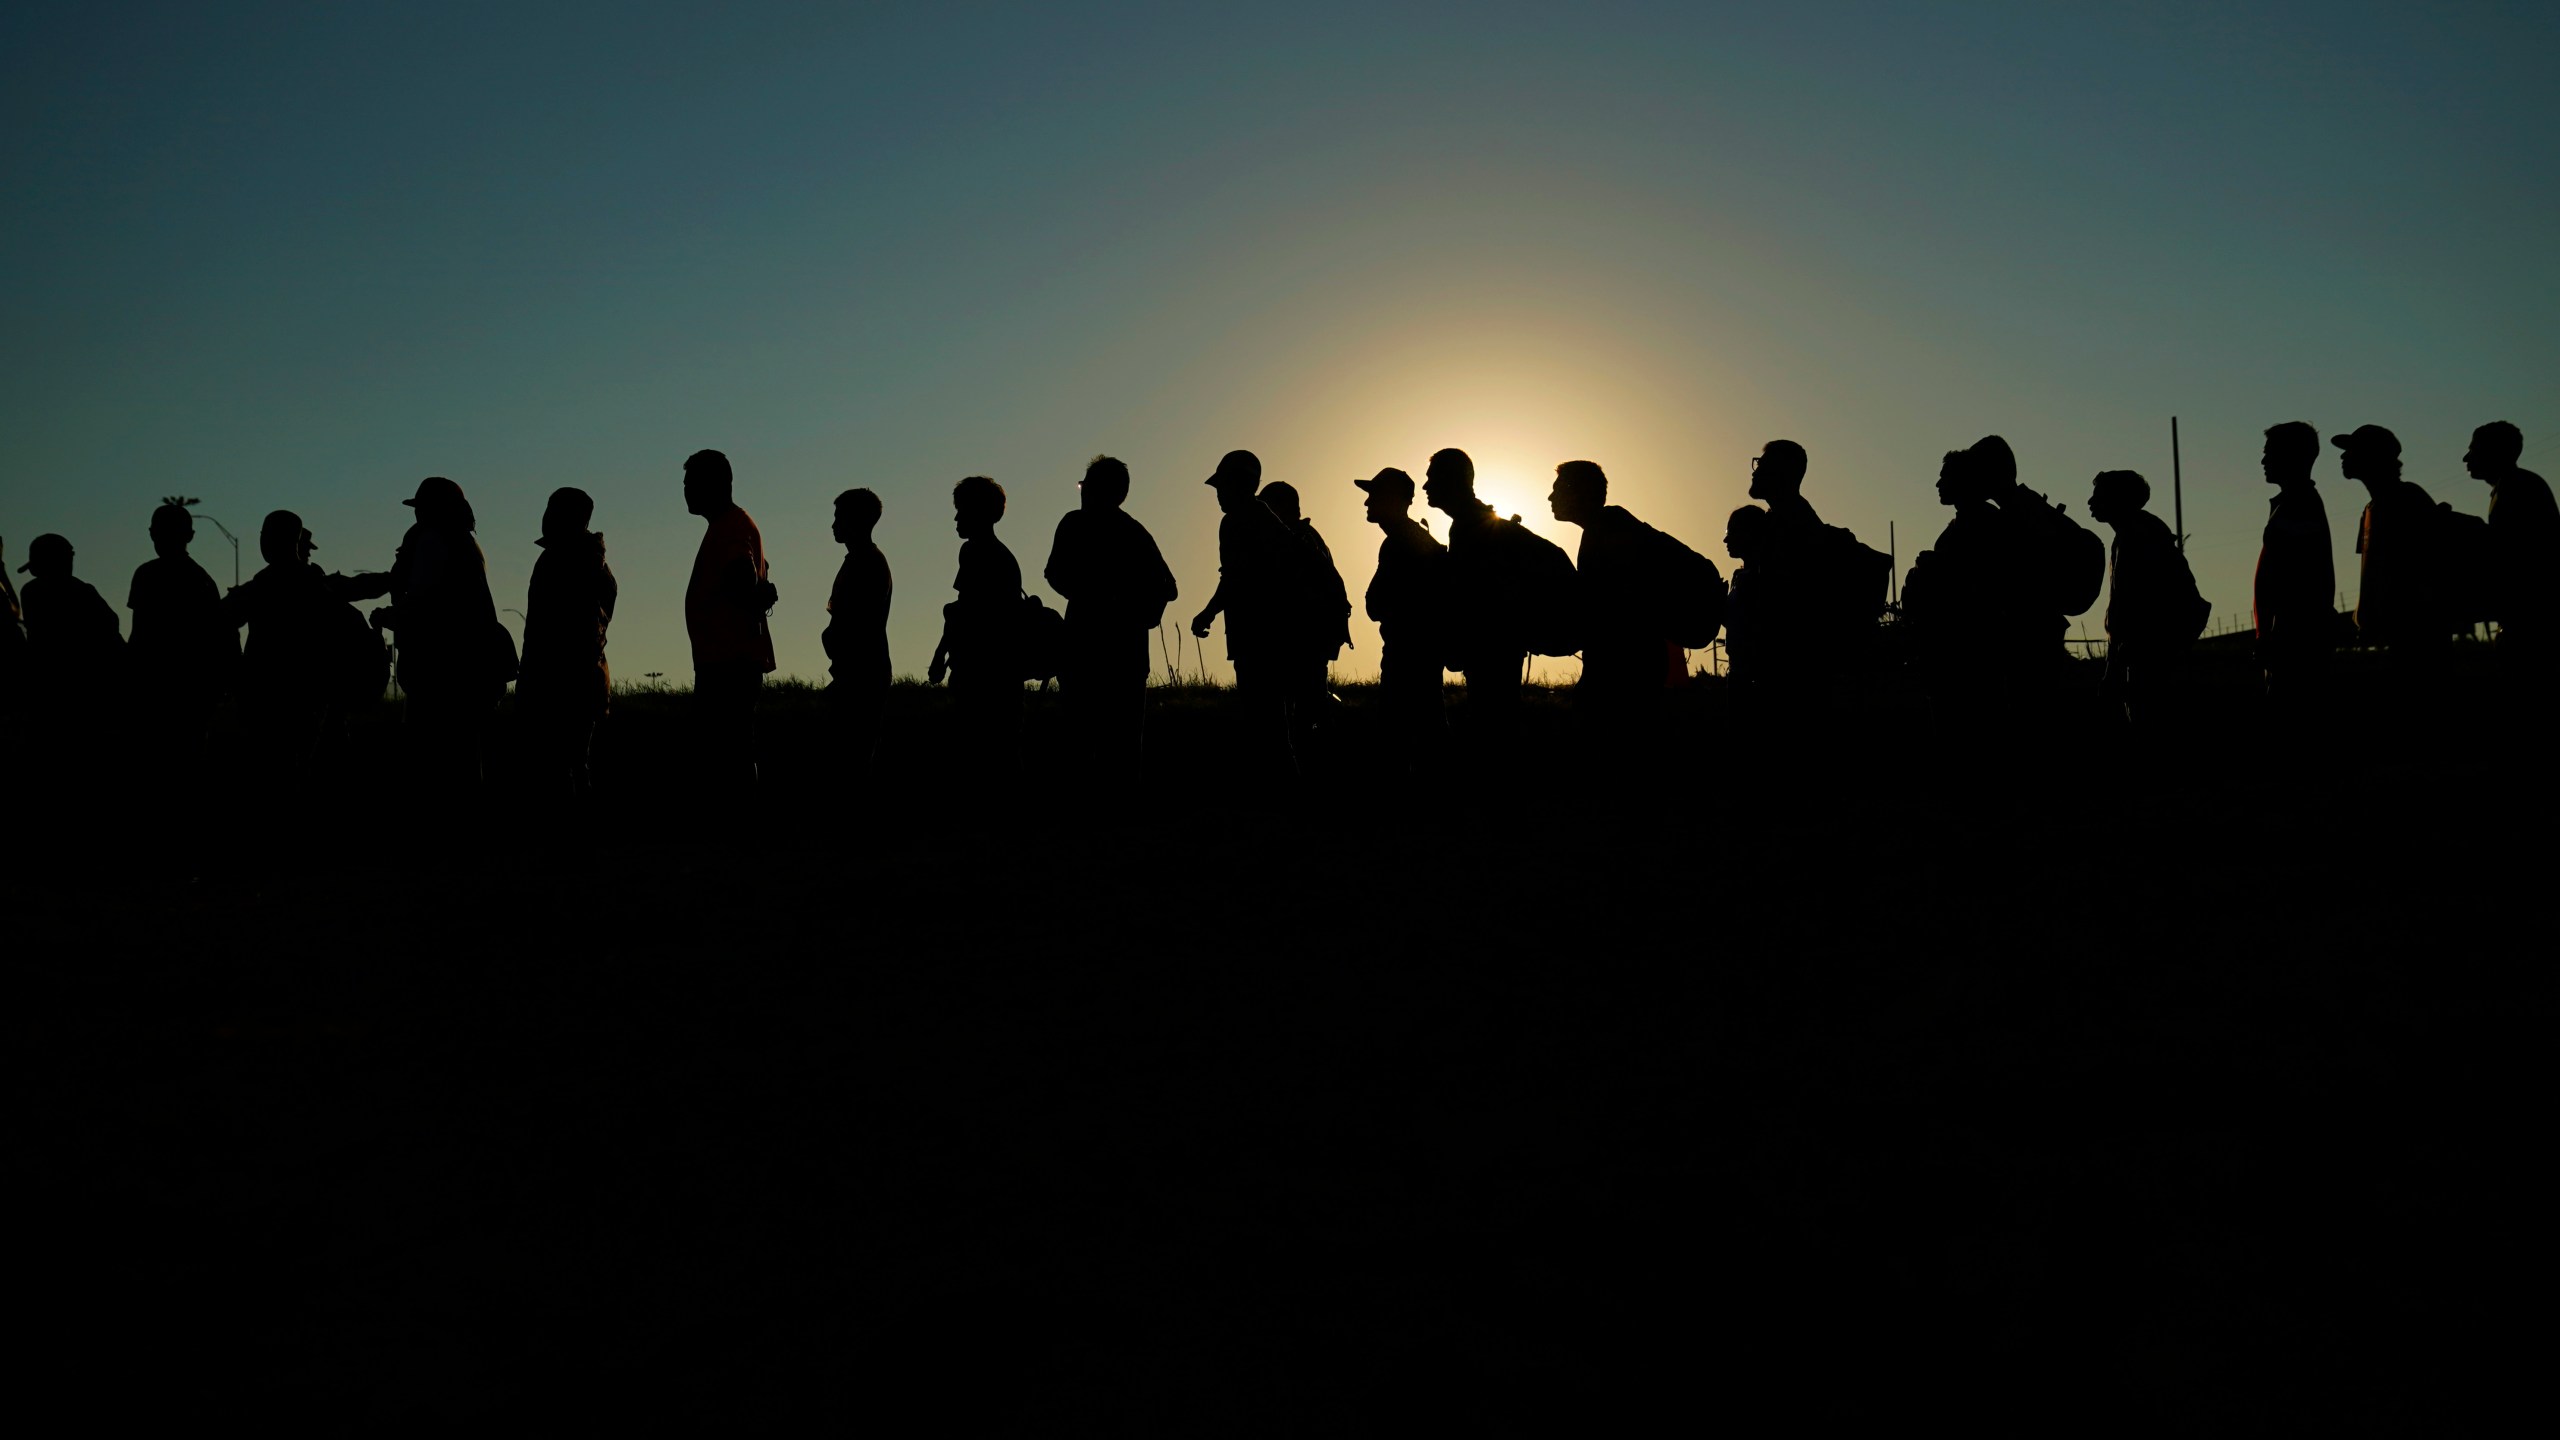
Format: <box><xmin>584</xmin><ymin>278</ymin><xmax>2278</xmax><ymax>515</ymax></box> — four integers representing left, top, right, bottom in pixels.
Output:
<box><xmin>2086</xmin><ymin>469</ymin><xmax>2208</xmax><ymax>736</ymax></box>
<box><xmin>127</xmin><ymin>502</ymin><xmax>237</xmax><ymax>759</ymax></box>
<box><xmin>1423</xmin><ymin>447</ymin><xmax>1532</xmax><ymax>750</ymax></box>
<box><xmin>1547</xmin><ymin>459</ymin><xmax>1692</xmax><ymax>730</ymax></box>
<box><xmin>2252</xmin><ymin>421</ymin><xmax>2336</xmax><ymax>719</ymax></box>
<box><xmin>1357</xmin><ymin>467</ymin><xmax>1446</xmax><ymax>761</ymax></box>
<box><xmin>384</xmin><ymin>476</ymin><xmax>511</xmax><ymax>792</ymax></box>
<box><xmin>1192</xmin><ymin>449</ymin><xmax>1304</xmax><ymax>774</ymax></box>
<box><xmin>825</xmin><ymin>487</ymin><xmax>894</xmax><ymax>779</ymax></box>
<box><xmin>683</xmin><ymin>449</ymin><xmax>778</xmax><ymax>793</ymax></box>
<box><xmin>518</xmin><ymin>486</ymin><xmax>617</xmax><ymax>800</ymax></box>
<box><xmin>2338</xmin><ymin>425</ymin><xmax>2451</xmax><ymax>682</ymax></box>
<box><xmin>15</xmin><ymin>533</ymin><xmax>124</xmax><ymax>776</ymax></box>
<box><xmin>221</xmin><ymin>511</ymin><xmax>392</xmax><ymax>781</ymax></box>
<box><xmin>1901</xmin><ymin>448</ymin><xmax>2013</xmax><ymax>719</ymax></box>
<box><xmin>1721</xmin><ymin>505</ymin><xmax>1772</xmax><ymax>688</ymax></box>
<box><xmin>930</xmin><ymin>475</ymin><xmax>1023</xmax><ymax>756</ymax></box>
<box><xmin>1252</xmin><ymin>480</ymin><xmax>1350</xmax><ymax>750</ymax></box>
<box><xmin>2461</xmin><ymin>420</ymin><xmax>2557</xmax><ymax>707</ymax></box>
<box><xmin>1044</xmin><ymin>455</ymin><xmax>1176</xmax><ymax>772</ymax></box>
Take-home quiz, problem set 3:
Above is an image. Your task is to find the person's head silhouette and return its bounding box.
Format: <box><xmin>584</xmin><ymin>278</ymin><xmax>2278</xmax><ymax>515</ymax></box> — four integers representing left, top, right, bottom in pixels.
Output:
<box><xmin>1750</xmin><ymin>441</ymin><xmax>1807</xmax><ymax>502</ymax></box>
<box><xmin>258</xmin><ymin>511</ymin><xmax>305</xmax><ymax>569</ymax></box>
<box><xmin>1934</xmin><ymin>450</ymin><xmax>1980</xmax><ymax>509</ymax></box>
<box><xmin>149</xmin><ymin>503</ymin><xmax>195</xmax><ymax>559</ymax></box>
<box><xmin>18</xmin><ymin>532</ymin><xmax>73</xmax><ymax>581</ymax></box>
<box><xmin>2463</xmin><ymin>421</ymin><xmax>2524</xmax><ymax>482</ymax></box>
<box><xmin>2085</xmin><ymin>470</ymin><xmax>2150</xmax><ymax>528</ymax></box>
<box><xmin>1204</xmin><ymin>450</ymin><xmax>1262</xmax><ymax>514</ymax></box>
<box><xmin>833</xmin><ymin>488</ymin><xmax>881</xmax><ymax>545</ymax></box>
<box><xmin>1082</xmin><ymin>455</ymin><xmax>1131</xmax><ymax>511</ymax></box>
<box><xmin>1968</xmin><ymin>436</ymin><xmax>2018</xmax><ymax>495</ymax></box>
<box><xmin>1725</xmin><ymin>505</ymin><xmax>1769</xmax><ymax>563</ymax></box>
<box><xmin>953</xmin><ymin>474</ymin><xmax>1005</xmax><ymax>539</ymax></box>
<box><xmin>1548</xmin><ymin>460</ymin><xmax>1607</xmax><ymax>526</ymax></box>
<box><xmin>1422</xmin><ymin>448</ymin><xmax>1478</xmax><ymax>517</ymax></box>
<box><xmin>683</xmin><ymin>449</ymin><xmax>735</xmax><ymax>519</ymax></box>
<box><xmin>1259</xmin><ymin>481</ymin><xmax>1303</xmax><ymax>523</ymax></box>
<box><xmin>1356</xmin><ymin>468</ymin><xmax>1417</xmax><ymax>527</ymax></box>
<box><xmin>403</xmin><ymin>475</ymin><xmax>475</xmax><ymax>533</ymax></box>
<box><xmin>541</xmin><ymin>487</ymin><xmax>594</xmax><ymax>543</ymax></box>
<box><xmin>2261</xmin><ymin>421</ymin><xmax>2320</xmax><ymax>487</ymax></box>
<box><xmin>2331</xmin><ymin>425</ymin><xmax>2402</xmax><ymax>487</ymax></box>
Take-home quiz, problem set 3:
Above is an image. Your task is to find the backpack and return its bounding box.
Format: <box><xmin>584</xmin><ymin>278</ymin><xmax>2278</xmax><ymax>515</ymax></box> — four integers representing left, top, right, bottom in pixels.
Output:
<box><xmin>1014</xmin><ymin>592</ymin><xmax>1065</xmax><ymax>684</ymax></box>
<box><xmin>1498</xmin><ymin>516</ymin><xmax>1583</xmax><ymax>658</ymax></box>
<box><xmin>1645</xmin><ymin>524</ymin><xmax>1728</xmax><ymax>649</ymax></box>
<box><xmin>2013</xmin><ymin>492</ymin><xmax>2106</xmax><ymax>617</ymax></box>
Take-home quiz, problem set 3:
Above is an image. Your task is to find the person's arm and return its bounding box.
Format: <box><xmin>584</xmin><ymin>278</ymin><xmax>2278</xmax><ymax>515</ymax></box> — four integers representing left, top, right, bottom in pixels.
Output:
<box><xmin>929</xmin><ymin>602</ymin><xmax>954</xmax><ymax>685</ymax></box>
<box><xmin>1043</xmin><ymin>515</ymin><xmax>1076</xmax><ymax>600</ymax></box>
<box><xmin>1191</xmin><ymin>577</ymin><xmax>1227</xmax><ymax>638</ymax></box>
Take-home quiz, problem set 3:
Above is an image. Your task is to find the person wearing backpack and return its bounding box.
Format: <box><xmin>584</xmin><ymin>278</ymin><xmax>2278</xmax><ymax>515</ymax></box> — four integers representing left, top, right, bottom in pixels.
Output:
<box><xmin>1425</xmin><ymin>446</ymin><xmax>1575</xmax><ymax>751</ymax></box>
<box><xmin>1255</xmin><ymin>480</ymin><xmax>1351</xmax><ymax>752</ymax></box>
<box><xmin>2253</xmin><ymin>421</ymin><xmax>2338</xmax><ymax>719</ymax></box>
<box><xmin>1744</xmin><ymin>439</ymin><xmax>1889</xmax><ymax>704</ymax></box>
<box><xmin>1193</xmin><ymin>450</ymin><xmax>1312</xmax><ymax>774</ymax></box>
<box><xmin>684</xmin><ymin>448</ymin><xmax>778</xmax><ymax>792</ymax></box>
<box><xmin>1357</xmin><ymin>467</ymin><xmax>1447</xmax><ymax>759</ymax></box>
<box><xmin>1902</xmin><ymin>448</ymin><xmax>2017</xmax><ymax>716</ymax></box>
<box><xmin>930</xmin><ymin>474</ymin><xmax>1024</xmax><ymax>757</ymax></box>
<box><xmin>1974</xmin><ymin>435</ymin><xmax>2100</xmax><ymax>692</ymax></box>
<box><xmin>2337</xmin><ymin>425</ymin><xmax>2453</xmax><ymax>680</ymax></box>
<box><xmin>1546</xmin><ymin>460</ymin><xmax>1705</xmax><ymax>733</ymax></box>
<box><xmin>1044</xmin><ymin>455</ymin><xmax>1177</xmax><ymax>771</ymax></box>
<box><xmin>2088</xmin><ymin>470</ymin><xmax>2209</xmax><ymax>736</ymax></box>
<box><xmin>2462</xmin><ymin>420</ymin><xmax>2557</xmax><ymax>700</ymax></box>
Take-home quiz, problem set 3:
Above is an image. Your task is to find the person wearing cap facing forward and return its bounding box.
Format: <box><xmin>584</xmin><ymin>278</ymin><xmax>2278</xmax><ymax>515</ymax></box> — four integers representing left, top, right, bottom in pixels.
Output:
<box><xmin>2462</xmin><ymin>421</ymin><xmax>2557</xmax><ymax>700</ymax></box>
<box><xmin>128</xmin><ymin>503</ymin><xmax>238</xmax><ymax>758</ymax></box>
<box><xmin>385</xmin><ymin>476</ymin><xmax>511</xmax><ymax>791</ymax></box>
<box><xmin>1192</xmin><ymin>449</ymin><xmax>1305</xmax><ymax>773</ymax></box>
<box><xmin>1045</xmin><ymin>455</ymin><xmax>1177</xmax><ymax>772</ymax></box>
<box><xmin>2338</xmin><ymin>425</ymin><xmax>2453</xmax><ymax>677</ymax></box>
<box><xmin>2253</xmin><ymin>421</ymin><xmax>2337</xmax><ymax>718</ymax></box>
<box><xmin>518</xmin><ymin>487</ymin><xmax>617</xmax><ymax>800</ymax></box>
<box><xmin>684</xmin><ymin>449</ymin><xmax>778</xmax><ymax>792</ymax></box>
<box><xmin>1359</xmin><ymin>467</ymin><xmax>1447</xmax><ymax>758</ymax></box>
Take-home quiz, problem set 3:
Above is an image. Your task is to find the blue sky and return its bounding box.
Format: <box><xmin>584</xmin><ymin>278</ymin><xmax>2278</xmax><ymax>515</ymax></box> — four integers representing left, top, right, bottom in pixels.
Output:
<box><xmin>6</xmin><ymin>1</ymin><xmax>2553</xmax><ymax>683</ymax></box>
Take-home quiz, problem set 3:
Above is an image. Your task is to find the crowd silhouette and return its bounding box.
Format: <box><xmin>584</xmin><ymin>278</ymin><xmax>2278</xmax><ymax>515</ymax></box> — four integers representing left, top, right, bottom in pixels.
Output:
<box><xmin>1</xmin><ymin>423</ymin><xmax>2549</xmax><ymax>798</ymax></box>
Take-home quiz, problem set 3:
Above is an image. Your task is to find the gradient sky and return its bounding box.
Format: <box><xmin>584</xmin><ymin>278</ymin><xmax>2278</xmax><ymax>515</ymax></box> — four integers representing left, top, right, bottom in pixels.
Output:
<box><xmin>6</xmin><ymin>1</ymin><xmax>2555</xmax><ymax>687</ymax></box>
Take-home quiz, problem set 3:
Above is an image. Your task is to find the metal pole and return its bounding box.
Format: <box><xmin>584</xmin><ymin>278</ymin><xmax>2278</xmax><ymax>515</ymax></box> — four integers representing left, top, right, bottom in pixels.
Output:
<box><xmin>1888</xmin><ymin>522</ymin><xmax>1897</xmax><ymax>604</ymax></box>
<box><xmin>2171</xmin><ymin>416</ymin><xmax>2184</xmax><ymax>555</ymax></box>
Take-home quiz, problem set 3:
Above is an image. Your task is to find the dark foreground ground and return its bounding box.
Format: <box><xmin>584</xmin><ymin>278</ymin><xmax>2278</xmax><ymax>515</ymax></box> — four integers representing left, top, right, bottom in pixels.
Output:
<box><xmin>15</xmin><ymin>645</ymin><xmax>2553</xmax><ymax>1430</ymax></box>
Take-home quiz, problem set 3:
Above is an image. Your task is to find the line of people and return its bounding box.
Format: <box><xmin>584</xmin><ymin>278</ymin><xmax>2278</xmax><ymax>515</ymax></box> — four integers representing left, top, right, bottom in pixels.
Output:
<box><xmin>1</xmin><ymin>421</ymin><xmax>2546</xmax><ymax>794</ymax></box>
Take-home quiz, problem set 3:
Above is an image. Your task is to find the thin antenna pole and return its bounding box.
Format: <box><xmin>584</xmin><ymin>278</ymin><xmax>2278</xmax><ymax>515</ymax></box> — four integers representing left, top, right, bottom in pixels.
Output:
<box><xmin>2171</xmin><ymin>416</ymin><xmax>2184</xmax><ymax>556</ymax></box>
<box><xmin>1888</xmin><ymin>522</ymin><xmax>1897</xmax><ymax>604</ymax></box>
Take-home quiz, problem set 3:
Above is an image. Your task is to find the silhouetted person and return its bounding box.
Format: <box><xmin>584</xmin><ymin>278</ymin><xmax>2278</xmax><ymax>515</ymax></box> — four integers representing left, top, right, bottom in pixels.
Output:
<box><xmin>825</xmin><ymin>487</ymin><xmax>893</xmax><ymax>778</ymax></box>
<box><xmin>2339</xmin><ymin>425</ymin><xmax>2451</xmax><ymax>678</ymax></box>
<box><xmin>2463</xmin><ymin>421</ymin><xmax>2557</xmax><ymax>699</ymax></box>
<box><xmin>1358</xmin><ymin>467</ymin><xmax>1446</xmax><ymax>758</ymax></box>
<box><xmin>1044</xmin><ymin>455</ymin><xmax>1176</xmax><ymax>770</ymax></box>
<box><xmin>1976</xmin><ymin>434</ymin><xmax>2098</xmax><ymax>692</ymax></box>
<box><xmin>518</xmin><ymin>486</ymin><xmax>617</xmax><ymax>800</ymax></box>
<box><xmin>382</xmin><ymin>476</ymin><xmax>510</xmax><ymax>792</ymax></box>
<box><xmin>1722</xmin><ymin>504</ymin><xmax>1773</xmax><ymax>686</ymax></box>
<box><xmin>1192</xmin><ymin>450</ymin><xmax>1303</xmax><ymax>772</ymax></box>
<box><xmin>1425</xmin><ymin>446</ymin><xmax>1550</xmax><ymax>751</ymax></box>
<box><xmin>2253</xmin><ymin>421</ymin><xmax>2336</xmax><ymax>717</ymax></box>
<box><xmin>930</xmin><ymin>475</ymin><xmax>1023</xmax><ymax>753</ymax></box>
<box><xmin>1902</xmin><ymin>448</ymin><xmax>2013</xmax><ymax>714</ymax></box>
<box><xmin>1743</xmin><ymin>439</ymin><xmax>1890</xmax><ymax>697</ymax></box>
<box><xmin>16</xmin><ymin>533</ymin><xmax>123</xmax><ymax>765</ymax></box>
<box><xmin>2087</xmin><ymin>470</ymin><xmax>2208</xmax><ymax>734</ymax></box>
<box><xmin>127</xmin><ymin>503</ymin><xmax>237</xmax><ymax>759</ymax></box>
<box><xmin>684</xmin><ymin>448</ymin><xmax>778</xmax><ymax>793</ymax></box>
<box><xmin>221</xmin><ymin>511</ymin><xmax>392</xmax><ymax>776</ymax></box>
<box><xmin>1256</xmin><ymin>480</ymin><xmax>1351</xmax><ymax>748</ymax></box>
<box><xmin>1547</xmin><ymin>460</ymin><xmax>1691</xmax><ymax>728</ymax></box>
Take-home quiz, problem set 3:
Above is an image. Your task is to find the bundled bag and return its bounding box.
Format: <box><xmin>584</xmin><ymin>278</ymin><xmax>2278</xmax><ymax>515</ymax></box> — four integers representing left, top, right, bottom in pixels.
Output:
<box><xmin>1014</xmin><ymin>592</ymin><xmax>1065</xmax><ymax>685</ymax></box>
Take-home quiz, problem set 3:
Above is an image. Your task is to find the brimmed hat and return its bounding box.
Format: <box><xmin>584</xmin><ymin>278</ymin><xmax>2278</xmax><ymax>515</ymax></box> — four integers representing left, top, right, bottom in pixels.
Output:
<box><xmin>402</xmin><ymin>475</ymin><xmax>467</xmax><ymax>510</ymax></box>
<box><xmin>1354</xmin><ymin>467</ymin><xmax>1415</xmax><ymax>500</ymax></box>
<box><xmin>2330</xmin><ymin>424</ymin><xmax>2401</xmax><ymax>457</ymax></box>
<box><xmin>16</xmin><ymin>532</ymin><xmax>71</xmax><ymax>574</ymax></box>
